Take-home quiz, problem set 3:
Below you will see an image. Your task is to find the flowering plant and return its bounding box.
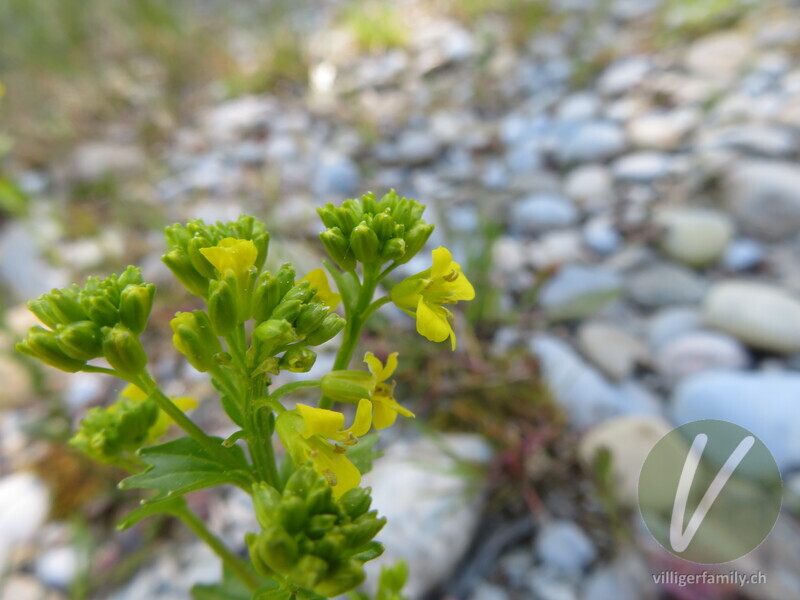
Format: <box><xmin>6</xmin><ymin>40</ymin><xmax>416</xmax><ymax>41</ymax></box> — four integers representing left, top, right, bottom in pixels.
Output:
<box><xmin>17</xmin><ymin>192</ymin><xmax>473</xmax><ymax>599</ymax></box>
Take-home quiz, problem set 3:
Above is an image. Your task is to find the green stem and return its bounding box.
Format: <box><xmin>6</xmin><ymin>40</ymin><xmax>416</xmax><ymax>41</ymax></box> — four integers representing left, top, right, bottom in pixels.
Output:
<box><xmin>268</xmin><ymin>380</ymin><xmax>321</xmax><ymax>404</ymax></box>
<box><xmin>175</xmin><ymin>506</ymin><xmax>261</xmax><ymax>592</ymax></box>
<box><xmin>135</xmin><ymin>372</ymin><xmax>246</xmax><ymax>475</ymax></box>
<box><xmin>245</xmin><ymin>373</ymin><xmax>280</xmax><ymax>486</ymax></box>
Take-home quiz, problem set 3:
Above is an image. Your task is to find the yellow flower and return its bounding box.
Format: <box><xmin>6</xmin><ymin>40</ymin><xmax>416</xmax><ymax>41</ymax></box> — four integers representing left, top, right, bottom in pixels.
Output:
<box><xmin>119</xmin><ymin>384</ymin><xmax>198</xmax><ymax>444</ymax></box>
<box><xmin>390</xmin><ymin>247</ymin><xmax>475</xmax><ymax>349</ymax></box>
<box><xmin>364</xmin><ymin>352</ymin><xmax>415</xmax><ymax>429</ymax></box>
<box><xmin>299</xmin><ymin>268</ymin><xmax>341</xmax><ymax>311</ymax></box>
<box><xmin>277</xmin><ymin>399</ymin><xmax>372</xmax><ymax>497</ymax></box>
<box><xmin>200</xmin><ymin>238</ymin><xmax>258</xmax><ymax>288</ymax></box>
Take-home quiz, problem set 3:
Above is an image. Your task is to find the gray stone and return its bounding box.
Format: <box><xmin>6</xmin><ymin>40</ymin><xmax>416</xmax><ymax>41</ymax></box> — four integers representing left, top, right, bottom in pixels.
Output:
<box><xmin>510</xmin><ymin>195</ymin><xmax>578</xmax><ymax>234</ymax></box>
<box><xmin>580</xmin><ymin>416</ymin><xmax>676</xmax><ymax>508</ymax></box>
<box><xmin>563</xmin><ymin>164</ymin><xmax>615</xmax><ymax>210</ymax></box>
<box><xmin>654</xmin><ymin>207</ymin><xmax>734</xmax><ymax>268</ymax></box>
<box><xmin>394</xmin><ymin>131</ymin><xmax>441</xmax><ymax>165</ymax></box>
<box><xmin>582</xmin><ymin>218</ymin><xmax>622</xmax><ymax>255</ymax></box>
<box><xmin>655</xmin><ymin>331</ymin><xmax>749</xmax><ymax>382</ymax></box>
<box><xmin>612</xmin><ymin>152</ymin><xmax>672</xmax><ymax>182</ymax></box>
<box><xmin>626</xmin><ymin>263</ymin><xmax>707</xmax><ymax>309</ymax></box>
<box><xmin>363</xmin><ymin>435</ymin><xmax>491</xmax><ymax>599</ymax></box>
<box><xmin>723</xmin><ymin>238</ymin><xmax>765</xmax><ymax>271</ymax></box>
<box><xmin>469</xmin><ymin>583</ymin><xmax>510</xmax><ymax>600</ymax></box>
<box><xmin>685</xmin><ymin>32</ymin><xmax>753</xmax><ymax>78</ymax></box>
<box><xmin>71</xmin><ymin>142</ymin><xmax>146</xmax><ymax>181</ymax></box>
<box><xmin>578</xmin><ymin>321</ymin><xmax>649</xmax><ymax>381</ymax></box>
<box><xmin>0</xmin><ymin>223</ymin><xmax>68</xmax><ymax>301</ymax></box>
<box><xmin>583</xmin><ymin>551</ymin><xmax>656</xmax><ymax>600</ymax></box>
<box><xmin>627</xmin><ymin>109</ymin><xmax>699</xmax><ymax>150</ymax></box>
<box><xmin>672</xmin><ymin>371</ymin><xmax>800</xmax><ymax>473</ymax></box>
<box><xmin>527</xmin><ymin>231</ymin><xmax>586</xmax><ymax>268</ymax></box>
<box><xmin>528</xmin><ymin>571</ymin><xmax>578</xmax><ymax>600</ymax></box>
<box><xmin>557</xmin><ymin>92</ymin><xmax>602</xmax><ymax>121</ymax></box>
<box><xmin>648</xmin><ymin>308</ymin><xmax>703</xmax><ymax>350</ymax></box>
<box><xmin>311</xmin><ymin>153</ymin><xmax>360</xmax><ymax>196</ymax></box>
<box><xmin>35</xmin><ymin>546</ymin><xmax>78</xmax><ymax>589</ymax></box>
<box><xmin>700</xmin><ymin>125</ymin><xmax>798</xmax><ymax>158</ymax></box>
<box><xmin>535</xmin><ymin>520</ymin><xmax>597</xmax><ymax>576</ymax></box>
<box><xmin>0</xmin><ymin>473</ymin><xmax>50</xmax><ymax>568</ymax></box>
<box><xmin>538</xmin><ymin>265</ymin><xmax>622</xmax><ymax>320</ymax></box>
<box><xmin>556</xmin><ymin>122</ymin><xmax>626</xmax><ymax>165</ymax></box>
<box><xmin>203</xmin><ymin>96</ymin><xmax>274</xmax><ymax>140</ymax></box>
<box><xmin>725</xmin><ymin>160</ymin><xmax>800</xmax><ymax>241</ymax></box>
<box><xmin>530</xmin><ymin>335</ymin><xmax>662</xmax><ymax>429</ymax></box>
<box><xmin>598</xmin><ymin>57</ymin><xmax>652</xmax><ymax>96</ymax></box>
<box><xmin>704</xmin><ymin>281</ymin><xmax>800</xmax><ymax>353</ymax></box>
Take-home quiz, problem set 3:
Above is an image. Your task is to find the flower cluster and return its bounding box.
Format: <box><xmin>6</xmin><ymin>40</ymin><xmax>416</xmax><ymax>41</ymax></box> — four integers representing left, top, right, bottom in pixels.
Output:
<box><xmin>247</xmin><ymin>466</ymin><xmax>385</xmax><ymax>597</ymax></box>
<box><xmin>17</xmin><ymin>266</ymin><xmax>154</xmax><ymax>376</ymax></box>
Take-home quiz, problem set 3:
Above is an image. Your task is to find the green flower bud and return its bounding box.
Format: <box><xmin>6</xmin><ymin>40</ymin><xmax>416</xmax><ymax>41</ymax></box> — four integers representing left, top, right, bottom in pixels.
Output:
<box><xmin>161</xmin><ymin>250</ymin><xmax>209</xmax><ymax>297</ymax></box>
<box><xmin>307</xmin><ymin>514</ymin><xmax>338</xmax><ymax>541</ymax></box>
<box><xmin>83</xmin><ymin>294</ymin><xmax>120</xmax><ymax>327</ymax></box>
<box><xmin>339</xmin><ymin>487</ymin><xmax>372</xmax><ymax>520</ymax></box>
<box><xmin>17</xmin><ymin>328</ymin><xmax>86</xmax><ymax>372</ymax></box>
<box><xmin>103</xmin><ymin>325</ymin><xmax>147</xmax><ymax>378</ymax></box>
<box><xmin>116</xmin><ymin>266</ymin><xmax>144</xmax><ymax>289</ymax></box>
<box><xmin>380</xmin><ymin>237</ymin><xmax>406</xmax><ymax>262</ymax></box>
<box><xmin>187</xmin><ymin>235</ymin><xmax>217</xmax><ymax>279</ymax></box>
<box><xmin>27</xmin><ymin>299</ymin><xmax>61</xmax><ymax>329</ymax></box>
<box><xmin>317</xmin><ymin>203</ymin><xmax>342</xmax><ymax>230</ymax></box>
<box><xmin>306</xmin><ymin>484</ymin><xmax>337</xmax><ymax>516</ymax></box>
<box><xmin>270</xmin><ymin>298</ymin><xmax>303</xmax><ymax>324</ymax></box>
<box><xmin>261</xmin><ymin>526</ymin><xmax>299</xmax><ymax>572</ymax></box>
<box><xmin>349</xmin><ymin>223</ymin><xmax>380</xmax><ymax>263</ymax></box>
<box><xmin>119</xmin><ymin>283</ymin><xmax>155</xmax><ymax>334</ymax></box>
<box><xmin>398</xmin><ymin>223</ymin><xmax>434</xmax><ymax>263</ymax></box>
<box><xmin>56</xmin><ymin>321</ymin><xmax>103</xmax><ymax>361</ymax></box>
<box><xmin>207</xmin><ymin>278</ymin><xmax>238</xmax><ymax>336</ymax></box>
<box><xmin>276</xmin><ymin>263</ymin><xmax>296</xmax><ymax>297</ymax></box>
<box><xmin>295</xmin><ymin>303</ymin><xmax>329</xmax><ymax>337</ymax></box>
<box><xmin>315</xmin><ymin>559</ymin><xmax>366</xmax><ymax>597</ymax></box>
<box><xmin>285</xmin><ymin>464</ymin><xmax>319</xmax><ymax>499</ymax></box>
<box><xmin>281</xmin><ymin>281</ymin><xmax>315</xmax><ymax>305</ymax></box>
<box><xmin>280</xmin><ymin>494</ymin><xmax>309</xmax><ymax>534</ymax></box>
<box><xmin>372</xmin><ymin>212</ymin><xmax>396</xmax><ymax>242</ymax></box>
<box><xmin>361</xmin><ymin>191</ymin><xmax>379</xmax><ymax>214</ymax></box>
<box><xmin>245</xmin><ymin>533</ymin><xmax>274</xmax><ymax>578</ymax></box>
<box><xmin>289</xmin><ymin>555</ymin><xmax>328</xmax><ymax>590</ymax></box>
<box><xmin>280</xmin><ymin>347</ymin><xmax>317</xmax><ymax>373</ymax></box>
<box><xmin>253</xmin><ymin>319</ymin><xmax>298</xmax><ymax>357</ymax></box>
<box><xmin>170</xmin><ymin>311</ymin><xmax>223</xmax><ymax>372</ymax></box>
<box><xmin>342</xmin><ymin>513</ymin><xmax>386</xmax><ymax>550</ymax></box>
<box><xmin>49</xmin><ymin>288</ymin><xmax>88</xmax><ymax>323</ymax></box>
<box><xmin>251</xmin><ymin>232</ymin><xmax>270</xmax><ymax>271</ymax></box>
<box><xmin>252</xmin><ymin>272</ymin><xmax>280</xmax><ymax>323</ymax></box>
<box><xmin>304</xmin><ymin>313</ymin><xmax>346</xmax><ymax>346</ymax></box>
<box><xmin>321</xmin><ymin>370</ymin><xmax>376</xmax><ymax>404</ymax></box>
<box><xmin>320</xmin><ymin>228</ymin><xmax>356</xmax><ymax>271</ymax></box>
<box><xmin>252</xmin><ymin>482</ymin><xmax>283</xmax><ymax>529</ymax></box>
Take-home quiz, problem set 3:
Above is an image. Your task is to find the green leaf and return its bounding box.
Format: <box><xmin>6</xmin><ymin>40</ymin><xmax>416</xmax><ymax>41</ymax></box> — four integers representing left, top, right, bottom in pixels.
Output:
<box><xmin>120</xmin><ymin>436</ymin><xmax>251</xmax><ymax>502</ymax></box>
<box><xmin>117</xmin><ymin>495</ymin><xmax>186</xmax><ymax>530</ymax></box>
<box><xmin>252</xmin><ymin>588</ymin><xmax>292</xmax><ymax>600</ymax></box>
<box><xmin>192</xmin><ymin>568</ymin><xmax>282</xmax><ymax>600</ymax></box>
<box><xmin>346</xmin><ymin>432</ymin><xmax>382</xmax><ymax>475</ymax></box>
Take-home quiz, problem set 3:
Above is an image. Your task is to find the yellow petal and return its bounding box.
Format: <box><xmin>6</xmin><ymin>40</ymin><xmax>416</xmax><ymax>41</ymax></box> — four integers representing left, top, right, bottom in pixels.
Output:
<box><xmin>296</xmin><ymin>404</ymin><xmax>345</xmax><ymax>438</ymax></box>
<box><xmin>345</xmin><ymin>398</ymin><xmax>373</xmax><ymax>438</ymax></box>
<box><xmin>120</xmin><ymin>383</ymin><xmax>147</xmax><ymax>401</ymax></box>
<box><xmin>363</xmin><ymin>351</ymin><xmax>398</xmax><ymax>382</ymax></box>
<box><xmin>200</xmin><ymin>238</ymin><xmax>258</xmax><ymax>279</ymax></box>
<box><xmin>431</xmin><ymin>247</ymin><xmax>454</xmax><ymax>277</ymax></box>
<box><xmin>299</xmin><ymin>268</ymin><xmax>341</xmax><ymax>311</ymax></box>
<box><xmin>372</xmin><ymin>400</ymin><xmax>398</xmax><ymax>430</ymax></box>
<box><xmin>415</xmin><ymin>298</ymin><xmax>452</xmax><ymax>344</ymax></box>
<box><xmin>447</xmin><ymin>269</ymin><xmax>475</xmax><ymax>301</ymax></box>
<box><xmin>311</xmin><ymin>441</ymin><xmax>361</xmax><ymax>498</ymax></box>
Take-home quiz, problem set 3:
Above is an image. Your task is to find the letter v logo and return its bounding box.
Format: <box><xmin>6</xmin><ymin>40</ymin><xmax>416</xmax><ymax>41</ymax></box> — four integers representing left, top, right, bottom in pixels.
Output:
<box><xmin>669</xmin><ymin>433</ymin><xmax>754</xmax><ymax>552</ymax></box>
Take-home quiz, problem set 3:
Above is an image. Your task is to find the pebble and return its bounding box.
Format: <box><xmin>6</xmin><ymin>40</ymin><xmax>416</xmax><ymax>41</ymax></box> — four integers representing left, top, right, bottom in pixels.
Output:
<box><xmin>598</xmin><ymin>57</ymin><xmax>651</xmax><ymax>96</ymax></box>
<box><xmin>582</xmin><ymin>218</ymin><xmax>622</xmax><ymax>255</ymax></box>
<box><xmin>35</xmin><ymin>546</ymin><xmax>79</xmax><ymax>590</ymax></box>
<box><xmin>647</xmin><ymin>308</ymin><xmax>702</xmax><ymax>350</ymax></box>
<box><xmin>579</xmin><ymin>416</ymin><xmax>675</xmax><ymax>508</ymax></box>
<box><xmin>0</xmin><ymin>473</ymin><xmax>50</xmax><ymax>568</ymax></box>
<box><xmin>538</xmin><ymin>265</ymin><xmax>622</xmax><ymax>321</ymax></box>
<box><xmin>672</xmin><ymin>370</ymin><xmax>800</xmax><ymax>473</ymax></box>
<box><xmin>556</xmin><ymin>121</ymin><xmax>626</xmax><ymax>165</ymax></box>
<box><xmin>535</xmin><ymin>520</ymin><xmax>597</xmax><ymax>577</ymax></box>
<box><xmin>655</xmin><ymin>331</ymin><xmax>749</xmax><ymax>382</ymax></box>
<box><xmin>611</xmin><ymin>152</ymin><xmax>672</xmax><ymax>183</ymax></box>
<box><xmin>311</xmin><ymin>153</ymin><xmax>360</xmax><ymax>196</ymax></box>
<box><xmin>685</xmin><ymin>32</ymin><xmax>753</xmax><ymax>79</ymax></box>
<box><xmin>627</xmin><ymin>109</ymin><xmax>698</xmax><ymax>150</ymax></box>
<box><xmin>703</xmin><ymin>280</ymin><xmax>800</xmax><ymax>353</ymax></box>
<box><xmin>625</xmin><ymin>262</ymin><xmax>707</xmax><ymax>309</ymax></box>
<box><xmin>722</xmin><ymin>238</ymin><xmax>765</xmax><ymax>271</ymax></box>
<box><xmin>578</xmin><ymin>321</ymin><xmax>649</xmax><ymax>380</ymax></box>
<box><xmin>527</xmin><ymin>570</ymin><xmax>579</xmax><ymax>600</ymax></box>
<box><xmin>71</xmin><ymin>142</ymin><xmax>146</xmax><ymax>182</ymax></box>
<box><xmin>654</xmin><ymin>207</ymin><xmax>734</xmax><ymax>268</ymax></box>
<box><xmin>0</xmin><ymin>356</ymin><xmax>33</xmax><ymax>408</ymax></box>
<box><xmin>582</xmin><ymin>551</ymin><xmax>656</xmax><ymax>600</ymax></box>
<box><xmin>563</xmin><ymin>164</ymin><xmax>615</xmax><ymax>210</ymax></box>
<box><xmin>510</xmin><ymin>194</ymin><xmax>578</xmax><ymax>234</ymax></box>
<box><xmin>725</xmin><ymin>160</ymin><xmax>800</xmax><ymax>241</ymax></box>
<box><xmin>469</xmin><ymin>582</ymin><xmax>510</xmax><ymax>600</ymax></box>
<box><xmin>530</xmin><ymin>335</ymin><xmax>661</xmax><ymax>429</ymax></box>
<box><xmin>394</xmin><ymin>130</ymin><xmax>441</xmax><ymax>165</ymax></box>
<box><xmin>362</xmin><ymin>435</ymin><xmax>492</xmax><ymax>599</ymax></box>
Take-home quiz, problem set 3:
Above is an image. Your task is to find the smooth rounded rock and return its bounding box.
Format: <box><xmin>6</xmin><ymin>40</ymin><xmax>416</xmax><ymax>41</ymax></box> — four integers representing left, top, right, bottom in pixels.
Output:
<box><xmin>655</xmin><ymin>331</ymin><xmax>749</xmax><ymax>382</ymax></box>
<box><xmin>535</xmin><ymin>520</ymin><xmax>597</xmax><ymax>577</ymax></box>
<box><xmin>556</xmin><ymin>121</ymin><xmax>626</xmax><ymax>165</ymax></box>
<box><xmin>510</xmin><ymin>194</ymin><xmax>578</xmax><ymax>234</ymax></box>
<box><xmin>578</xmin><ymin>321</ymin><xmax>649</xmax><ymax>381</ymax></box>
<box><xmin>655</xmin><ymin>207</ymin><xmax>734</xmax><ymax>268</ymax></box>
<box><xmin>626</xmin><ymin>263</ymin><xmax>707</xmax><ymax>309</ymax></box>
<box><xmin>704</xmin><ymin>281</ymin><xmax>800</xmax><ymax>353</ymax></box>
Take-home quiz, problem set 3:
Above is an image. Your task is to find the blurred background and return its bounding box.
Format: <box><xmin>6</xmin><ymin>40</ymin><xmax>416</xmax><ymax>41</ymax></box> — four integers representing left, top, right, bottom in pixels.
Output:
<box><xmin>3</xmin><ymin>0</ymin><xmax>800</xmax><ymax>598</ymax></box>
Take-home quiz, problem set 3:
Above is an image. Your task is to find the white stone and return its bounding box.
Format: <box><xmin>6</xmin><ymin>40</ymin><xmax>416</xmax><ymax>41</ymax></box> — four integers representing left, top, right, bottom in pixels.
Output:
<box><xmin>627</xmin><ymin>109</ymin><xmax>699</xmax><ymax>150</ymax></box>
<box><xmin>686</xmin><ymin>32</ymin><xmax>753</xmax><ymax>78</ymax></box>
<box><xmin>0</xmin><ymin>473</ymin><xmax>50</xmax><ymax>568</ymax></box>
<box><xmin>535</xmin><ymin>520</ymin><xmax>597</xmax><ymax>576</ymax></box>
<box><xmin>563</xmin><ymin>164</ymin><xmax>615</xmax><ymax>210</ymax></box>
<box><xmin>578</xmin><ymin>321</ymin><xmax>649</xmax><ymax>381</ymax></box>
<box><xmin>655</xmin><ymin>331</ymin><xmax>748</xmax><ymax>382</ymax></box>
<box><xmin>704</xmin><ymin>281</ymin><xmax>800</xmax><ymax>353</ymax></box>
<box><xmin>654</xmin><ymin>207</ymin><xmax>734</xmax><ymax>268</ymax></box>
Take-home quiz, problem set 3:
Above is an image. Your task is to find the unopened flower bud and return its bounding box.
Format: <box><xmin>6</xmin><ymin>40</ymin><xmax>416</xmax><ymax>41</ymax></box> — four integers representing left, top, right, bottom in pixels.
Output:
<box><xmin>339</xmin><ymin>486</ymin><xmax>372</xmax><ymax>520</ymax></box>
<box><xmin>270</xmin><ymin>298</ymin><xmax>303</xmax><ymax>324</ymax></box>
<box><xmin>398</xmin><ymin>223</ymin><xmax>435</xmax><ymax>263</ymax></box>
<box><xmin>83</xmin><ymin>294</ymin><xmax>119</xmax><ymax>327</ymax></box>
<box><xmin>252</xmin><ymin>272</ymin><xmax>280</xmax><ymax>322</ymax></box>
<box><xmin>320</xmin><ymin>227</ymin><xmax>355</xmax><ymax>271</ymax></box>
<box><xmin>253</xmin><ymin>319</ymin><xmax>298</xmax><ymax>357</ymax></box>
<box><xmin>280</xmin><ymin>347</ymin><xmax>317</xmax><ymax>373</ymax></box>
<box><xmin>207</xmin><ymin>277</ymin><xmax>238</xmax><ymax>336</ymax></box>
<box><xmin>295</xmin><ymin>302</ymin><xmax>329</xmax><ymax>337</ymax></box>
<box><xmin>170</xmin><ymin>311</ymin><xmax>222</xmax><ymax>372</ymax></box>
<box><xmin>380</xmin><ymin>237</ymin><xmax>406</xmax><ymax>262</ymax></box>
<box><xmin>119</xmin><ymin>283</ymin><xmax>155</xmax><ymax>334</ymax></box>
<box><xmin>321</xmin><ymin>370</ymin><xmax>376</xmax><ymax>404</ymax></box>
<box><xmin>161</xmin><ymin>250</ymin><xmax>209</xmax><ymax>297</ymax></box>
<box><xmin>372</xmin><ymin>212</ymin><xmax>396</xmax><ymax>242</ymax></box>
<box><xmin>349</xmin><ymin>223</ymin><xmax>380</xmax><ymax>263</ymax></box>
<box><xmin>103</xmin><ymin>324</ymin><xmax>147</xmax><ymax>378</ymax></box>
<box><xmin>17</xmin><ymin>327</ymin><xmax>86</xmax><ymax>372</ymax></box>
<box><xmin>252</xmin><ymin>482</ymin><xmax>282</xmax><ymax>529</ymax></box>
<box><xmin>315</xmin><ymin>559</ymin><xmax>366</xmax><ymax>597</ymax></box>
<box><xmin>56</xmin><ymin>321</ymin><xmax>103</xmax><ymax>361</ymax></box>
<box><xmin>49</xmin><ymin>288</ymin><xmax>88</xmax><ymax>323</ymax></box>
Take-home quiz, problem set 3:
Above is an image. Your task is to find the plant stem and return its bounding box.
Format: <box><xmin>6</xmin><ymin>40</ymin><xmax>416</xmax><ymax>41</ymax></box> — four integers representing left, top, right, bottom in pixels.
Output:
<box><xmin>175</xmin><ymin>506</ymin><xmax>261</xmax><ymax>592</ymax></box>
<box><xmin>135</xmin><ymin>372</ymin><xmax>245</xmax><ymax>474</ymax></box>
<box><xmin>268</xmin><ymin>380</ymin><xmax>321</xmax><ymax>403</ymax></box>
<box><xmin>245</xmin><ymin>375</ymin><xmax>280</xmax><ymax>487</ymax></box>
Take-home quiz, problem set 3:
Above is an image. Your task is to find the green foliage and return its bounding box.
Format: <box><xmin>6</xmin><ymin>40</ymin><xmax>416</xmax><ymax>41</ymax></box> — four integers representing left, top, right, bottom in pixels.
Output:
<box><xmin>0</xmin><ymin>177</ymin><xmax>28</xmax><ymax>217</ymax></box>
<box><xmin>340</xmin><ymin>2</ymin><xmax>409</xmax><ymax>53</ymax></box>
<box><xmin>658</xmin><ymin>0</ymin><xmax>750</xmax><ymax>45</ymax></box>
<box><xmin>119</xmin><ymin>436</ymin><xmax>252</xmax><ymax>501</ymax></box>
